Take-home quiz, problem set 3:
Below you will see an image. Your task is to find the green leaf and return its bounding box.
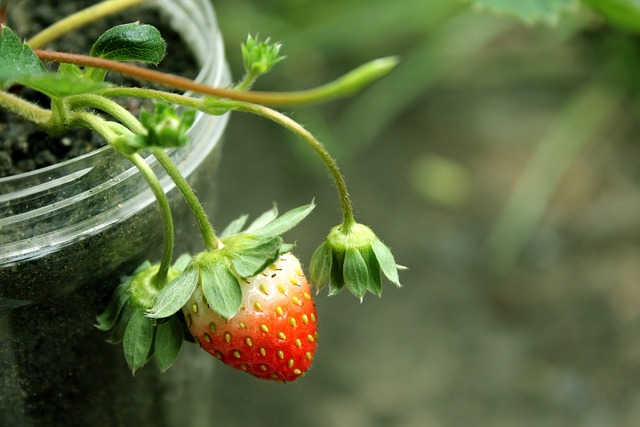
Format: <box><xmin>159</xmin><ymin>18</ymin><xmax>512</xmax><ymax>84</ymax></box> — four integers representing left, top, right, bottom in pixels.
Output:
<box><xmin>363</xmin><ymin>247</ymin><xmax>382</xmax><ymax>297</ymax></box>
<box><xmin>328</xmin><ymin>253</ymin><xmax>346</xmax><ymax>296</ymax></box>
<box><xmin>220</xmin><ymin>214</ymin><xmax>248</xmax><ymax>238</ymax></box>
<box><xmin>154</xmin><ymin>316</ymin><xmax>183</xmax><ymax>372</ymax></box>
<box><xmin>0</xmin><ymin>26</ymin><xmax>107</xmax><ymax>97</ymax></box>
<box><xmin>107</xmin><ymin>302</ymin><xmax>135</xmax><ymax>344</ymax></box>
<box><xmin>95</xmin><ymin>281</ymin><xmax>131</xmax><ymax>331</ymax></box>
<box><xmin>133</xmin><ymin>260</ymin><xmax>153</xmax><ymax>274</ymax></box>
<box><xmin>251</xmin><ymin>202</ymin><xmax>315</xmax><ymax>238</ymax></box>
<box><xmin>57</xmin><ymin>63</ymin><xmax>84</xmax><ymax>78</ymax></box>
<box><xmin>310</xmin><ymin>241</ymin><xmax>332</xmax><ymax>291</ymax></box>
<box><xmin>226</xmin><ymin>236</ymin><xmax>283</xmax><ymax>278</ymax></box>
<box><xmin>469</xmin><ymin>0</ymin><xmax>577</xmax><ymax>24</ymax></box>
<box><xmin>371</xmin><ymin>238</ymin><xmax>401</xmax><ymax>287</ymax></box>
<box><xmin>245</xmin><ymin>205</ymin><xmax>278</xmax><ymax>232</ymax></box>
<box><xmin>90</xmin><ymin>22</ymin><xmax>166</xmax><ymax>64</ymax></box>
<box><xmin>343</xmin><ymin>248</ymin><xmax>369</xmax><ymax>299</ymax></box>
<box><xmin>278</xmin><ymin>243</ymin><xmax>295</xmax><ymax>255</ymax></box>
<box><xmin>19</xmin><ymin>73</ymin><xmax>111</xmax><ymax>98</ymax></box>
<box><xmin>200</xmin><ymin>258</ymin><xmax>242</xmax><ymax>319</ymax></box>
<box><xmin>146</xmin><ymin>268</ymin><xmax>199</xmax><ymax>318</ymax></box>
<box><xmin>0</xmin><ymin>25</ymin><xmax>45</xmax><ymax>88</ymax></box>
<box><xmin>172</xmin><ymin>253</ymin><xmax>192</xmax><ymax>272</ymax></box>
<box><xmin>584</xmin><ymin>0</ymin><xmax>640</xmax><ymax>33</ymax></box>
<box><xmin>123</xmin><ymin>309</ymin><xmax>155</xmax><ymax>374</ymax></box>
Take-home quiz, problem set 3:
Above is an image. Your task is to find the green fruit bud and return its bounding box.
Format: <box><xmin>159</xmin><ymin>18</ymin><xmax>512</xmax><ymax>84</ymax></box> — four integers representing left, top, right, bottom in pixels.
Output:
<box><xmin>311</xmin><ymin>222</ymin><xmax>401</xmax><ymax>300</ymax></box>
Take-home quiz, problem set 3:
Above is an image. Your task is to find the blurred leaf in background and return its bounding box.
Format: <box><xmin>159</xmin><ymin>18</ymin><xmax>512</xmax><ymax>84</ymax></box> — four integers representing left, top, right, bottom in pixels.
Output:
<box><xmin>583</xmin><ymin>0</ymin><xmax>640</xmax><ymax>33</ymax></box>
<box><xmin>409</xmin><ymin>153</ymin><xmax>472</xmax><ymax>209</ymax></box>
<box><xmin>468</xmin><ymin>0</ymin><xmax>579</xmax><ymax>24</ymax></box>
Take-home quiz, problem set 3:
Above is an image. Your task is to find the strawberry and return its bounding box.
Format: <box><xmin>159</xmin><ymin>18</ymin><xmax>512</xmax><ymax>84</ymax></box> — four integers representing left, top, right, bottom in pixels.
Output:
<box><xmin>182</xmin><ymin>252</ymin><xmax>318</xmax><ymax>382</ymax></box>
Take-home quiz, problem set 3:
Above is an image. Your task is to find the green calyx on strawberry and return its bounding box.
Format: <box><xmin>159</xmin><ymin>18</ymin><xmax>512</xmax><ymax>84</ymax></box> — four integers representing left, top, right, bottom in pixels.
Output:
<box><xmin>310</xmin><ymin>221</ymin><xmax>403</xmax><ymax>300</ymax></box>
<box><xmin>146</xmin><ymin>202</ymin><xmax>317</xmax><ymax>381</ymax></box>
<box><xmin>95</xmin><ymin>257</ymin><xmax>190</xmax><ymax>374</ymax></box>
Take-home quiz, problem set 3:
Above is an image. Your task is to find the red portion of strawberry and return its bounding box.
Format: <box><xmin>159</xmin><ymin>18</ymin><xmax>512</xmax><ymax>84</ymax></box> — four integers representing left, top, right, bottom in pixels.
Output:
<box><xmin>184</xmin><ymin>253</ymin><xmax>318</xmax><ymax>382</ymax></box>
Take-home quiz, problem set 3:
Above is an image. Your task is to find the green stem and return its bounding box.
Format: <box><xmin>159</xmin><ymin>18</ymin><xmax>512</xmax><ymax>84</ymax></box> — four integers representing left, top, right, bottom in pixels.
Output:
<box><xmin>95</xmin><ymin>87</ymin><xmax>203</xmax><ymax>109</ymax></box>
<box><xmin>234</xmin><ymin>71</ymin><xmax>260</xmax><ymax>92</ymax></box>
<box><xmin>50</xmin><ymin>98</ymin><xmax>67</xmax><ymax>131</ymax></box>
<box><xmin>127</xmin><ymin>152</ymin><xmax>174</xmax><ymax>280</ymax></box>
<box><xmin>151</xmin><ymin>148</ymin><xmax>220</xmax><ymax>251</ymax></box>
<box><xmin>0</xmin><ymin>90</ymin><xmax>53</xmax><ymax>129</ymax></box>
<box><xmin>27</xmin><ymin>0</ymin><xmax>149</xmax><ymax>49</ymax></box>
<box><xmin>231</xmin><ymin>101</ymin><xmax>356</xmax><ymax>229</ymax></box>
<box><xmin>70</xmin><ymin>111</ymin><xmax>175</xmax><ymax>280</ymax></box>
<box><xmin>67</xmin><ymin>93</ymin><xmax>146</xmax><ymax>134</ymax></box>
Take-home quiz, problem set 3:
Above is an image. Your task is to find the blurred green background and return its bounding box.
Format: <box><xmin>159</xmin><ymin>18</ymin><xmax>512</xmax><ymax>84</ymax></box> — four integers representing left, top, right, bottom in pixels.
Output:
<box><xmin>206</xmin><ymin>1</ymin><xmax>640</xmax><ymax>426</ymax></box>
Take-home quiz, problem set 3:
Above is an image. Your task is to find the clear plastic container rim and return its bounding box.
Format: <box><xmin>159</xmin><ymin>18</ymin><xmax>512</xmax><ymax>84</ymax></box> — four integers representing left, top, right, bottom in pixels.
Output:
<box><xmin>0</xmin><ymin>0</ymin><xmax>230</xmax><ymax>265</ymax></box>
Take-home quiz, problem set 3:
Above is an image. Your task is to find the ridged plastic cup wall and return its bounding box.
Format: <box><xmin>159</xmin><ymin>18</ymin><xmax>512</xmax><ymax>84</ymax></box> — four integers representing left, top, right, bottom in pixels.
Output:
<box><xmin>0</xmin><ymin>0</ymin><xmax>229</xmax><ymax>425</ymax></box>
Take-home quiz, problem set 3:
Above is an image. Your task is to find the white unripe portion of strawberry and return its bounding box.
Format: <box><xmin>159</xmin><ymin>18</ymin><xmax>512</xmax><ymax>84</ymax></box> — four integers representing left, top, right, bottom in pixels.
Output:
<box><xmin>183</xmin><ymin>253</ymin><xmax>318</xmax><ymax>381</ymax></box>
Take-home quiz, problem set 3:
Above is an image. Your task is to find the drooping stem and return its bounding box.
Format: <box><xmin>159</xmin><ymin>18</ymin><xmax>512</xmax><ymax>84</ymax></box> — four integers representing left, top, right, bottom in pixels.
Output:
<box><xmin>70</xmin><ymin>111</ymin><xmax>175</xmax><ymax>280</ymax></box>
<box><xmin>127</xmin><ymin>152</ymin><xmax>175</xmax><ymax>281</ymax></box>
<box><xmin>151</xmin><ymin>148</ymin><xmax>220</xmax><ymax>251</ymax></box>
<box><xmin>231</xmin><ymin>101</ymin><xmax>356</xmax><ymax>229</ymax></box>
<box><xmin>27</xmin><ymin>0</ymin><xmax>149</xmax><ymax>49</ymax></box>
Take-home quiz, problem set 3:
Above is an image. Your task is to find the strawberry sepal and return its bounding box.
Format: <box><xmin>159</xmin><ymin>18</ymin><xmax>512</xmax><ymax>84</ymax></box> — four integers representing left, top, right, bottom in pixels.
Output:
<box><xmin>97</xmin><ymin>259</ymin><xmax>189</xmax><ymax>374</ymax></box>
<box><xmin>223</xmin><ymin>234</ymin><xmax>283</xmax><ymax>278</ymax></box>
<box><xmin>311</xmin><ymin>222</ymin><xmax>402</xmax><ymax>300</ymax></box>
<box><xmin>197</xmin><ymin>252</ymin><xmax>242</xmax><ymax>320</ymax></box>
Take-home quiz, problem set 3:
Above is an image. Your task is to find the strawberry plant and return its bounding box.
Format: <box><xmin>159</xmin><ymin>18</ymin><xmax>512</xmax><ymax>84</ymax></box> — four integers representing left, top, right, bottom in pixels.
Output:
<box><xmin>0</xmin><ymin>0</ymin><xmax>402</xmax><ymax>381</ymax></box>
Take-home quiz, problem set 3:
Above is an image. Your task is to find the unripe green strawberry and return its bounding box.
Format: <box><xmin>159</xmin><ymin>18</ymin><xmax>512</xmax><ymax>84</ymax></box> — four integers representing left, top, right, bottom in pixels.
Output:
<box><xmin>183</xmin><ymin>253</ymin><xmax>318</xmax><ymax>382</ymax></box>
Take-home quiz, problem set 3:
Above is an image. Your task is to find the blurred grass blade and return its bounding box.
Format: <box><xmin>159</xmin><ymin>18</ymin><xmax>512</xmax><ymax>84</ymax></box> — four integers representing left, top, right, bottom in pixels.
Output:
<box><xmin>485</xmin><ymin>82</ymin><xmax>623</xmax><ymax>274</ymax></box>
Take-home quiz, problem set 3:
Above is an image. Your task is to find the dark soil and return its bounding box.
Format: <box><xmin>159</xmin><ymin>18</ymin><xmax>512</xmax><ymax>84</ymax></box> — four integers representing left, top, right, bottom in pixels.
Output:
<box><xmin>0</xmin><ymin>0</ymin><xmax>198</xmax><ymax>177</ymax></box>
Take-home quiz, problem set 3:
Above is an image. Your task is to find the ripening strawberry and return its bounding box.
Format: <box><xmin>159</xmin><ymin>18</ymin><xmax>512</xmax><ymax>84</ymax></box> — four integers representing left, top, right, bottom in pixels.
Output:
<box><xmin>183</xmin><ymin>253</ymin><xmax>318</xmax><ymax>382</ymax></box>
